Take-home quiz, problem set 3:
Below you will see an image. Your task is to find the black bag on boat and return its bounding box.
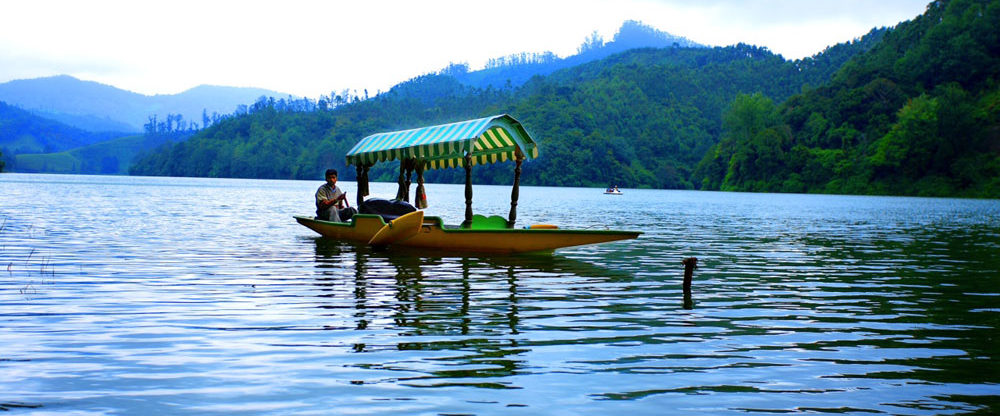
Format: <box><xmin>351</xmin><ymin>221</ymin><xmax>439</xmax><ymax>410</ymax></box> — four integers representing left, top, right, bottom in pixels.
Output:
<box><xmin>359</xmin><ymin>198</ymin><xmax>416</xmax><ymax>221</ymax></box>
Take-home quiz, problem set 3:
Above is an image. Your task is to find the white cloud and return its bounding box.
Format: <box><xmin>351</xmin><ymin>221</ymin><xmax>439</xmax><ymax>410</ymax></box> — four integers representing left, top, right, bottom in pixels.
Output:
<box><xmin>0</xmin><ymin>0</ymin><xmax>929</xmax><ymax>97</ymax></box>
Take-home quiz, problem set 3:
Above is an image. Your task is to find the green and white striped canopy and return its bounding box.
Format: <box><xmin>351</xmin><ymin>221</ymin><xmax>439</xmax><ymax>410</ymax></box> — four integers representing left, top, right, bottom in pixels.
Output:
<box><xmin>345</xmin><ymin>114</ymin><xmax>539</xmax><ymax>170</ymax></box>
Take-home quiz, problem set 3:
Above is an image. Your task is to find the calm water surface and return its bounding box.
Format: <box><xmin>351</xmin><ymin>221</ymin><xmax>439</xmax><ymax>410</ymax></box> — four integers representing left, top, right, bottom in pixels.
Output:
<box><xmin>1</xmin><ymin>173</ymin><xmax>999</xmax><ymax>415</ymax></box>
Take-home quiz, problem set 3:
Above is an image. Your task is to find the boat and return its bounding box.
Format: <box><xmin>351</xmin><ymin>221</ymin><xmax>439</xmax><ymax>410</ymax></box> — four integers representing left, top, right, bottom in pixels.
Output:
<box><xmin>295</xmin><ymin>114</ymin><xmax>642</xmax><ymax>254</ymax></box>
<box><xmin>604</xmin><ymin>186</ymin><xmax>622</xmax><ymax>195</ymax></box>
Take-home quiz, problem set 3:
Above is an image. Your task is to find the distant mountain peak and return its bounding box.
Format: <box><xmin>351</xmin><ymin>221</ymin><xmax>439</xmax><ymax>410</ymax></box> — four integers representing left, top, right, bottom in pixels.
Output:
<box><xmin>611</xmin><ymin>20</ymin><xmax>703</xmax><ymax>49</ymax></box>
<box><xmin>446</xmin><ymin>19</ymin><xmax>706</xmax><ymax>90</ymax></box>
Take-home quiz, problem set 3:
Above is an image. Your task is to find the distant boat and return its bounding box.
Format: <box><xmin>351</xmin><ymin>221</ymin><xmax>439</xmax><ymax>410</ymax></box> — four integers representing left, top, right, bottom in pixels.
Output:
<box><xmin>604</xmin><ymin>186</ymin><xmax>622</xmax><ymax>195</ymax></box>
<box><xmin>295</xmin><ymin>114</ymin><xmax>641</xmax><ymax>254</ymax></box>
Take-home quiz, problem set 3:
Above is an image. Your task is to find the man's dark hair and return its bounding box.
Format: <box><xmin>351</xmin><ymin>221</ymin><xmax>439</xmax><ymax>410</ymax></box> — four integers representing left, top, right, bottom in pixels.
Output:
<box><xmin>325</xmin><ymin>169</ymin><xmax>338</xmax><ymax>177</ymax></box>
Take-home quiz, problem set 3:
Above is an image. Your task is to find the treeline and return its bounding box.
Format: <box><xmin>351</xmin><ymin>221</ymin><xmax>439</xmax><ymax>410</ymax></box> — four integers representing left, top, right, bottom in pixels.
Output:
<box><xmin>485</xmin><ymin>52</ymin><xmax>560</xmax><ymax>70</ymax></box>
<box><xmin>144</xmin><ymin>113</ymin><xmax>200</xmax><ymax>135</ymax></box>
<box><xmin>130</xmin><ymin>75</ymin><xmax>512</xmax><ymax>180</ymax></box>
<box><xmin>695</xmin><ymin>0</ymin><xmax>1000</xmax><ymax>197</ymax></box>
<box><xmin>141</xmin><ymin>94</ymin><xmax>365</xmax><ymax>136</ymax></box>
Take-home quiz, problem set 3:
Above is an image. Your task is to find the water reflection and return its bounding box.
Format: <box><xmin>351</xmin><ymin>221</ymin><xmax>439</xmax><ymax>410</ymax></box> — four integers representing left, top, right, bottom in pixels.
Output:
<box><xmin>303</xmin><ymin>217</ymin><xmax>1000</xmax><ymax>412</ymax></box>
<box><xmin>309</xmin><ymin>239</ymin><xmax>635</xmax><ymax>389</ymax></box>
<box><xmin>5</xmin><ymin>175</ymin><xmax>999</xmax><ymax>414</ymax></box>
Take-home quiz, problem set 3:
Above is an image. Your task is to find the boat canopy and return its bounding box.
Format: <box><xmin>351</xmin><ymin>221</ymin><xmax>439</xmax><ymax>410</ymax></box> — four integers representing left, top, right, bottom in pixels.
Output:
<box><xmin>345</xmin><ymin>114</ymin><xmax>539</xmax><ymax>169</ymax></box>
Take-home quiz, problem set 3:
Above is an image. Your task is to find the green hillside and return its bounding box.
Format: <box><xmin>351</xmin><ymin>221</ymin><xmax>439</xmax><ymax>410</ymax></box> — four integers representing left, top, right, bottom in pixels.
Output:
<box><xmin>129</xmin><ymin>0</ymin><xmax>998</xmax><ymax>198</ymax></box>
<box><xmin>14</xmin><ymin>133</ymin><xmax>185</xmax><ymax>174</ymax></box>
<box><xmin>695</xmin><ymin>0</ymin><xmax>1000</xmax><ymax>197</ymax></box>
<box><xmin>130</xmin><ymin>34</ymin><xmax>875</xmax><ymax>187</ymax></box>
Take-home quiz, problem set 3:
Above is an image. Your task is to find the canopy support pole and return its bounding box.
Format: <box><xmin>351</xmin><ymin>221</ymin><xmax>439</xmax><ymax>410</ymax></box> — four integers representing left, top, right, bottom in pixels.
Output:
<box><xmin>507</xmin><ymin>156</ymin><xmax>523</xmax><ymax>228</ymax></box>
<box><xmin>395</xmin><ymin>159</ymin><xmax>416</xmax><ymax>202</ymax></box>
<box><xmin>404</xmin><ymin>159</ymin><xmax>414</xmax><ymax>202</ymax></box>
<box><xmin>462</xmin><ymin>153</ymin><xmax>473</xmax><ymax>228</ymax></box>
<box><xmin>355</xmin><ymin>163</ymin><xmax>370</xmax><ymax>208</ymax></box>
<box><xmin>415</xmin><ymin>161</ymin><xmax>427</xmax><ymax>209</ymax></box>
<box><xmin>362</xmin><ymin>164</ymin><xmax>370</xmax><ymax>196</ymax></box>
<box><xmin>395</xmin><ymin>161</ymin><xmax>407</xmax><ymax>202</ymax></box>
<box><xmin>355</xmin><ymin>164</ymin><xmax>363</xmax><ymax>208</ymax></box>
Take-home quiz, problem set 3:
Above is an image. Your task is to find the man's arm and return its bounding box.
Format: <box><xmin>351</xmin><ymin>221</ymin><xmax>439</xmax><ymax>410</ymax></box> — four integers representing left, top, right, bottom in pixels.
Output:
<box><xmin>316</xmin><ymin>187</ymin><xmax>336</xmax><ymax>209</ymax></box>
<box><xmin>332</xmin><ymin>191</ymin><xmax>347</xmax><ymax>208</ymax></box>
<box><xmin>318</xmin><ymin>198</ymin><xmax>337</xmax><ymax>209</ymax></box>
<box><xmin>318</xmin><ymin>189</ymin><xmax>347</xmax><ymax>209</ymax></box>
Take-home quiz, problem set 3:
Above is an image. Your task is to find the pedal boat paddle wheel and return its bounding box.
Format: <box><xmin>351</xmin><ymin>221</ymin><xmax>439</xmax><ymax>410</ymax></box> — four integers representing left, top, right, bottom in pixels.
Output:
<box><xmin>295</xmin><ymin>114</ymin><xmax>641</xmax><ymax>254</ymax></box>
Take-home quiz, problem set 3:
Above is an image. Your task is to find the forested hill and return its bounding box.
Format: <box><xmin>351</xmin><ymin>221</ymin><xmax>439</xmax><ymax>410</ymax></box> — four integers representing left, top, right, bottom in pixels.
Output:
<box><xmin>130</xmin><ymin>31</ymin><xmax>879</xmax><ymax>187</ymax></box>
<box><xmin>695</xmin><ymin>0</ymin><xmax>1000</xmax><ymax>197</ymax></box>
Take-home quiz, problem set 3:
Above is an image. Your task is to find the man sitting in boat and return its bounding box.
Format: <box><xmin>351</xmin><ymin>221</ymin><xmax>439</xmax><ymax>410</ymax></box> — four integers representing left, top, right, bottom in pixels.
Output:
<box><xmin>315</xmin><ymin>169</ymin><xmax>356</xmax><ymax>222</ymax></box>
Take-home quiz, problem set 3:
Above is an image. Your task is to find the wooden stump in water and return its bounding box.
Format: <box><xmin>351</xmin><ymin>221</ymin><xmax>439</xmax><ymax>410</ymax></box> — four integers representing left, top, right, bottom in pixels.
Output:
<box><xmin>682</xmin><ymin>257</ymin><xmax>697</xmax><ymax>309</ymax></box>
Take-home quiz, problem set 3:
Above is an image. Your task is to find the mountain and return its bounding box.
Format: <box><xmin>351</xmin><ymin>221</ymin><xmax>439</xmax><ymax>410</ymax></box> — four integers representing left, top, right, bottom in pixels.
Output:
<box><xmin>694</xmin><ymin>0</ymin><xmax>999</xmax><ymax>197</ymax></box>
<box><xmin>0</xmin><ymin>75</ymin><xmax>289</xmax><ymax>132</ymax></box>
<box><xmin>447</xmin><ymin>20</ymin><xmax>705</xmax><ymax>90</ymax></box>
<box><xmin>1</xmin><ymin>100</ymin><xmax>125</xmax><ymax>154</ymax></box>
<box><xmin>154</xmin><ymin>84</ymin><xmax>296</xmax><ymax>127</ymax></box>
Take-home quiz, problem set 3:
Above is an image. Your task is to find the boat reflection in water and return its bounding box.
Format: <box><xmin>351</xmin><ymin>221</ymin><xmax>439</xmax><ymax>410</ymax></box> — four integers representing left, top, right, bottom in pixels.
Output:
<box><xmin>309</xmin><ymin>238</ymin><xmax>633</xmax><ymax>388</ymax></box>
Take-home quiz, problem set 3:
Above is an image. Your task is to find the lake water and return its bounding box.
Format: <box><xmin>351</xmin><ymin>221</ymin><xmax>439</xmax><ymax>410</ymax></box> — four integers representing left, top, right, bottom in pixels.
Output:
<box><xmin>1</xmin><ymin>173</ymin><xmax>999</xmax><ymax>415</ymax></box>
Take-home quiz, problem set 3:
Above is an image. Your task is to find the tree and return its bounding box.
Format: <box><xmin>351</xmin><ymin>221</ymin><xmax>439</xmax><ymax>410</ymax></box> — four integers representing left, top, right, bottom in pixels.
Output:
<box><xmin>694</xmin><ymin>93</ymin><xmax>787</xmax><ymax>191</ymax></box>
<box><xmin>578</xmin><ymin>31</ymin><xmax>604</xmax><ymax>54</ymax></box>
<box><xmin>144</xmin><ymin>115</ymin><xmax>158</xmax><ymax>135</ymax></box>
<box><xmin>723</xmin><ymin>93</ymin><xmax>779</xmax><ymax>144</ymax></box>
<box><xmin>869</xmin><ymin>94</ymin><xmax>939</xmax><ymax>180</ymax></box>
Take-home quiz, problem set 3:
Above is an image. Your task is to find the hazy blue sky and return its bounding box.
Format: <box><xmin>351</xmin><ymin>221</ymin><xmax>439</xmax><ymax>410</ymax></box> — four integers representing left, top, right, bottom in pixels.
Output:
<box><xmin>1</xmin><ymin>0</ymin><xmax>930</xmax><ymax>98</ymax></box>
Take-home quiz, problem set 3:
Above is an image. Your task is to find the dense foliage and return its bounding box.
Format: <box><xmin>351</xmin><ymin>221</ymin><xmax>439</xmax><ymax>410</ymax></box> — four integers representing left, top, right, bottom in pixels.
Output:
<box><xmin>502</xmin><ymin>37</ymin><xmax>884</xmax><ymax>188</ymax></box>
<box><xmin>131</xmin><ymin>38</ymin><xmax>872</xmax><ymax>187</ymax></box>
<box><xmin>695</xmin><ymin>0</ymin><xmax>1000</xmax><ymax>197</ymax></box>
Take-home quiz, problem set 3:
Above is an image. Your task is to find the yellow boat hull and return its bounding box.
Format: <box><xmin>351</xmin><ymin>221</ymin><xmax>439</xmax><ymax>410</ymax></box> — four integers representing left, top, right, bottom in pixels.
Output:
<box><xmin>295</xmin><ymin>214</ymin><xmax>640</xmax><ymax>254</ymax></box>
<box><xmin>368</xmin><ymin>210</ymin><xmax>425</xmax><ymax>246</ymax></box>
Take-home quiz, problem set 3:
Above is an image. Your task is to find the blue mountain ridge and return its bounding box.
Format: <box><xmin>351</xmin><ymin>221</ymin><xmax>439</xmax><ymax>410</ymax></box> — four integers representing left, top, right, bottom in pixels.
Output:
<box><xmin>0</xmin><ymin>75</ymin><xmax>290</xmax><ymax>132</ymax></box>
<box><xmin>447</xmin><ymin>20</ymin><xmax>705</xmax><ymax>90</ymax></box>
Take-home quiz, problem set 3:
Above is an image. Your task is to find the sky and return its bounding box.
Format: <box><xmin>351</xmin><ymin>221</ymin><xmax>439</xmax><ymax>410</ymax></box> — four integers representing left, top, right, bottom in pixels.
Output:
<box><xmin>0</xmin><ymin>0</ymin><xmax>931</xmax><ymax>98</ymax></box>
